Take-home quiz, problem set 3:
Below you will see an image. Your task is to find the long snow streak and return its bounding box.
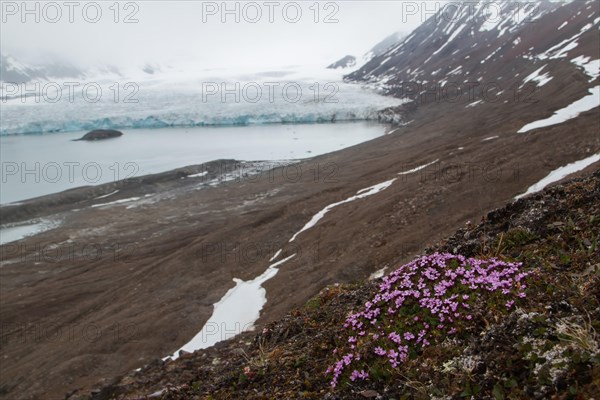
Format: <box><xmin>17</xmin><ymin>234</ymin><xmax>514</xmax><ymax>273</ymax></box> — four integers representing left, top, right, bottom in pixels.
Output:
<box><xmin>515</xmin><ymin>153</ymin><xmax>600</xmax><ymax>199</ymax></box>
<box><xmin>288</xmin><ymin>179</ymin><xmax>396</xmax><ymax>242</ymax></box>
<box><xmin>518</xmin><ymin>86</ymin><xmax>600</xmax><ymax>133</ymax></box>
<box><xmin>398</xmin><ymin>159</ymin><xmax>439</xmax><ymax>175</ymax></box>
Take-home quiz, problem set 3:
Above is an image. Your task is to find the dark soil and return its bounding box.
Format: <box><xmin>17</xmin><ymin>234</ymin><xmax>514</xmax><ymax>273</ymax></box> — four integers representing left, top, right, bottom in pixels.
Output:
<box><xmin>69</xmin><ymin>169</ymin><xmax>600</xmax><ymax>400</ymax></box>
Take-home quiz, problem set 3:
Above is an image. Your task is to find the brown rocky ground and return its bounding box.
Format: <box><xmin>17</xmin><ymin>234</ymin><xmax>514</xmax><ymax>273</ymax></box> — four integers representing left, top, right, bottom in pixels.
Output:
<box><xmin>1</xmin><ymin>2</ymin><xmax>599</xmax><ymax>395</ymax></box>
<box><xmin>67</xmin><ymin>164</ymin><xmax>600</xmax><ymax>400</ymax></box>
<box><xmin>1</xmin><ymin>93</ymin><xmax>598</xmax><ymax>399</ymax></box>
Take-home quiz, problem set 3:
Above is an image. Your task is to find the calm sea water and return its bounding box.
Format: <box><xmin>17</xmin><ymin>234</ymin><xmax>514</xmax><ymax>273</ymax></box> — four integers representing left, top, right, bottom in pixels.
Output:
<box><xmin>0</xmin><ymin>121</ymin><xmax>388</xmax><ymax>204</ymax></box>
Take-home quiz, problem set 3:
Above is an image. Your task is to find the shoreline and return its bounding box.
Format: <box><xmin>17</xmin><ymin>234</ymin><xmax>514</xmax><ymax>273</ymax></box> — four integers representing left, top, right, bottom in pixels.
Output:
<box><xmin>0</xmin><ymin>120</ymin><xmax>392</xmax><ymax>205</ymax></box>
<box><xmin>0</xmin><ymin>117</ymin><xmax>387</xmax><ymax>137</ymax></box>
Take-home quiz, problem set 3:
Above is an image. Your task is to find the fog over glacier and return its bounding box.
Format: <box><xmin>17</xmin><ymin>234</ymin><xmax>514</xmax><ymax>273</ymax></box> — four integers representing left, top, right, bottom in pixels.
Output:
<box><xmin>1</xmin><ymin>1</ymin><xmax>433</xmax><ymax>71</ymax></box>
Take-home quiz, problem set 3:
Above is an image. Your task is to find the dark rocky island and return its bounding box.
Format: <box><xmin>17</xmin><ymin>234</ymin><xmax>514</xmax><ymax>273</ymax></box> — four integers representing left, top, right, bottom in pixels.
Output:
<box><xmin>74</xmin><ymin>129</ymin><xmax>123</xmax><ymax>141</ymax></box>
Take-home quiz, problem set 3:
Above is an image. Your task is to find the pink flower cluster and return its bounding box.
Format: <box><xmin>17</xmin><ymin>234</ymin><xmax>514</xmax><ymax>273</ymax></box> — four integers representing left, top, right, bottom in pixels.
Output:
<box><xmin>327</xmin><ymin>253</ymin><xmax>529</xmax><ymax>388</ymax></box>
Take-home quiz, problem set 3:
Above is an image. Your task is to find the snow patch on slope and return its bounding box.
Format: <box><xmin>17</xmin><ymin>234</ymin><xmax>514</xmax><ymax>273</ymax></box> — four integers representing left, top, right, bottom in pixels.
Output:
<box><xmin>515</xmin><ymin>153</ymin><xmax>600</xmax><ymax>199</ymax></box>
<box><xmin>571</xmin><ymin>56</ymin><xmax>600</xmax><ymax>82</ymax></box>
<box><xmin>91</xmin><ymin>197</ymin><xmax>141</xmax><ymax>208</ymax></box>
<box><xmin>398</xmin><ymin>160</ymin><xmax>439</xmax><ymax>175</ymax></box>
<box><xmin>522</xmin><ymin>66</ymin><xmax>553</xmax><ymax>87</ymax></box>
<box><xmin>167</xmin><ymin>254</ymin><xmax>297</xmax><ymax>360</ymax></box>
<box><xmin>517</xmin><ymin>86</ymin><xmax>600</xmax><ymax>133</ymax></box>
<box><xmin>288</xmin><ymin>179</ymin><xmax>396</xmax><ymax>242</ymax></box>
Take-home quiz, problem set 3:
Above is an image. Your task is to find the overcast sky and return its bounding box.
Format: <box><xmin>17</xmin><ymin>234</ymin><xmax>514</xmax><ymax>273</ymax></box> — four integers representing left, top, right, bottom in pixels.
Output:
<box><xmin>1</xmin><ymin>1</ymin><xmax>448</xmax><ymax>70</ymax></box>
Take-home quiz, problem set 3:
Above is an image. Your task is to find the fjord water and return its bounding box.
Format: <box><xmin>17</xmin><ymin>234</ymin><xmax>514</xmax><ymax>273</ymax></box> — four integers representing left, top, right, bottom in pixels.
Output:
<box><xmin>1</xmin><ymin>65</ymin><xmax>407</xmax><ymax>204</ymax></box>
<box><xmin>0</xmin><ymin>121</ymin><xmax>389</xmax><ymax>204</ymax></box>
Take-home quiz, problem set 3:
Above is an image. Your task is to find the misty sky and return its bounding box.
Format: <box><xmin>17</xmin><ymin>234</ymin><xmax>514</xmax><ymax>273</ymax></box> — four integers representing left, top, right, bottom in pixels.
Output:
<box><xmin>1</xmin><ymin>1</ymin><xmax>448</xmax><ymax>71</ymax></box>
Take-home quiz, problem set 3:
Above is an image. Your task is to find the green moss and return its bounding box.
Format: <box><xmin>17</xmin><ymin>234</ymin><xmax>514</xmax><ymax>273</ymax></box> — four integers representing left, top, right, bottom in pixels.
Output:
<box><xmin>305</xmin><ymin>297</ymin><xmax>321</xmax><ymax>310</ymax></box>
<box><xmin>503</xmin><ymin>228</ymin><xmax>537</xmax><ymax>249</ymax></box>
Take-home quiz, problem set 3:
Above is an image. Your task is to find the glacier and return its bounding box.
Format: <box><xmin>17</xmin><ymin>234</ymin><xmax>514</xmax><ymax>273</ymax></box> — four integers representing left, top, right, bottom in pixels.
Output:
<box><xmin>0</xmin><ymin>69</ymin><xmax>405</xmax><ymax>136</ymax></box>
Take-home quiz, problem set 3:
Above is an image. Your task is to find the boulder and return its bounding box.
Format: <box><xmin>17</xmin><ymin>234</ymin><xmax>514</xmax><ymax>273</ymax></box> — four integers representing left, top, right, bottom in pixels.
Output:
<box><xmin>74</xmin><ymin>129</ymin><xmax>123</xmax><ymax>141</ymax></box>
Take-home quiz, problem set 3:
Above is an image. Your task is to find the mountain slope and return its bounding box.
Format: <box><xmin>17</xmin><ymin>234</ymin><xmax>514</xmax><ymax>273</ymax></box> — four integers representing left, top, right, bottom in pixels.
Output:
<box><xmin>361</xmin><ymin>31</ymin><xmax>407</xmax><ymax>63</ymax></box>
<box><xmin>347</xmin><ymin>0</ymin><xmax>599</xmax><ymax>107</ymax></box>
<box><xmin>0</xmin><ymin>54</ymin><xmax>84</xmax><ymax>83</ymax></box>
<box><xmin>68</xmin><ymin>169</ymin><xmax>600</xmax><ymax>400</ymax></box>
<box><xmin>327</xmin><ymin>55</ymin><xmax>357</xmax><ymax>70</ymax></box>
<box><xmin>328</xmin><ymin>31</ymin><xmax>406</xmax><ymax>70</ymax></box>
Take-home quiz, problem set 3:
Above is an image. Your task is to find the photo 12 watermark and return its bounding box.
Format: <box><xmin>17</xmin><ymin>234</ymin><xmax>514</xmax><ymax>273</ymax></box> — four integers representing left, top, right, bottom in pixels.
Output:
<box><xmin>200</xmin><ymin>81</ymin><xmax>339</xmax><ymax>104</ymax></box>
<box><xmin>396</xmin><ymin>161</ymin><xmax>521</xmax><ymax>186</ymax></box>
<box><xmin>400</xmin><ymin>1</ymin><xmax>543</xmax><ymax>24</ymax></box>
<box><xmin>1</xmin><ymin>1</ymin><xmax>140</xmax><ymax>23</ymax></box>
<box><xmin>0</xmin><ymin>322</ymin><xmax>140</xmax><ymax>345</ymax></box>
<box><xmin>189</xmin><ymin>160</ymin><xmax>340</xmax><ymax>185</ymax></box>
<box><xmin>199</xmin><ymin>1</ymin><xmax>340</xmax><ymax>23</ymax></box>
<box><xmin>196</xmin><ymin>241</ymin><xmax>340</xmax><ymax>266</ymax></box>
<box><xmin>1</xmin><ymin>240</ymin><xmax>140</xmax><ymax>264</ymax></box>
<box><xmin>388</xmin><ymin>80</ymin><xmax>539</xmax><ymax>105</ymax></box>
<box><xmin>1</xmin><ymin>81</ymin><xmax>139</xmax><ymax>104</ymax></box>
<box><xmin>1</xmin><ymin>161</ymin><xmax>140</xmax><ymax>184</ymax></box>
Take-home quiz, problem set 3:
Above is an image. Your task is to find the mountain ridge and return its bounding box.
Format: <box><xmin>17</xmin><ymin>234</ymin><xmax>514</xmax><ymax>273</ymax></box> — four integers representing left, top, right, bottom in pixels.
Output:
<box><xmin>346</xmin><ymin>0</ymin><xmax>599</xmax><ymax>104</ymax></box>
<box><xmin>327</xmin><ymin>31</ymin><xmax>407</xmax><ymax>71</ymax></box>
